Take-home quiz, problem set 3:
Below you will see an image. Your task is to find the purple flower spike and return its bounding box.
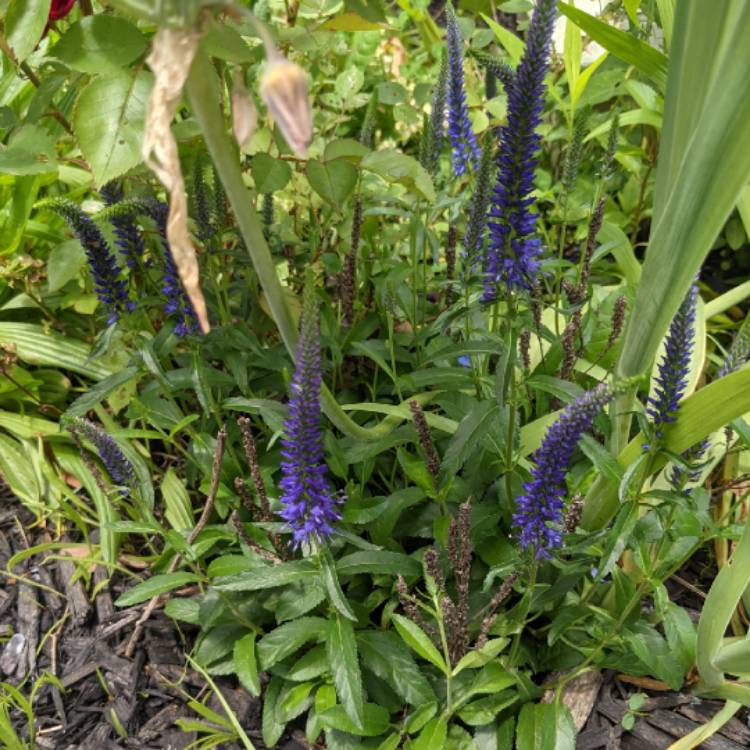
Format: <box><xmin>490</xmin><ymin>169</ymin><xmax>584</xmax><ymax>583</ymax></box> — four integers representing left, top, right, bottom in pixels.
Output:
<box><xmin>513</xmin><ymin>383</ymin><xmax>614</xmax><ymax>558</ymax></box>
<box><xmin>141</xmin><ymin>199</ymin><xmax>200</xmax><ymax>338</ymax></box>
<box><xmin>646</xmin><ymin>283</ymin><xmax>698</xmax><ymax>439</ymax></box>
<box><xmin>446</xmin><ymin>3</ymin><xmax>480</xmax><ymax>177</ymax></box>
<box><xmin>279</xmin><ymin>278</ymin><xmax>343</xmax><ymax>548</ymax></box>
<box><xmin>100</xmin><ymin>182</ymin><xmax>144</xmax><ymax>269</ymax></box>
<box><xmin>49</xmin><ymin>200</ymin><xmax>131</xmax><ymax>325</ymax></box>
<box><xmin>483</xmin><ymin>0</ymin><xmax>557</xmax><ymax>301</ymax></box>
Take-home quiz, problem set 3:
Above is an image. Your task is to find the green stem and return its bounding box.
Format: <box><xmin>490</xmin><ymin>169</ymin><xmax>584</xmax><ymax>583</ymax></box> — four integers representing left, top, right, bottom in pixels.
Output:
<box><xmin>186</xmin><ymin>49</ymin><xmax>400</xmax><ymax>442</ymax></box>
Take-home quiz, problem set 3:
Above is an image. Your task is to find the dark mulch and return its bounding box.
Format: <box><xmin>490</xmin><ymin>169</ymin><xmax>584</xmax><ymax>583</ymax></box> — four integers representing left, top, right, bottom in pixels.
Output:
<box><xmin>2</xmin><ymin>484</ymin><xmax>749</xmax><ymax>749</ymax></box>
<box><xmin>0</xmin><ymin>488</ymin><xmax>308</xmax><ymax>750</ymax></box>
<box><xmin>576</xmin><ymin>674</ymin><xmax>750</xmax><ymax>749</ymax></box>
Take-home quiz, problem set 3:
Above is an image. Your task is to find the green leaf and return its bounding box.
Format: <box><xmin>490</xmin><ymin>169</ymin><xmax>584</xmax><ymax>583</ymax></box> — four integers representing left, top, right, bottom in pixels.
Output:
<box><xmin>233</xmin><ymin>633</ymin><xmax>261</xmax><ymax>696</ymax></box>
<box><xmin>412</xmin><ymin>716</ymin><xmax>447</xmax><ymax>750</ymax></box>
<box><xmin>251</xmin><ymin>153</ymin><xmax>292</xmax><ymax>194</ymax></box>
<box><xmin>256</xmin><ymin>617</ymin><xmax>328</xmax><ymax>669</ymax></box>
<box><xmin>397</xmin><ymin>448</ymin><xmax>435</xmax><ymax>496</ymax></box>
<box><xmin>0</xmin><ymin>435</ymin><xmax>41</xmax><ymax>508</ymax></box>
<box><xmin>213</xmin><ymin>560</ymin><xmax>319</xmax><ymax>591</ymax></box>
<box><xmin>361</xmin><ymin>150</ymin><xmax>435</xmax><ymax>203</ymax></box>
<box><xmin>327</xmin><ymin>615</ymin><xmax>364</xmax><ymax>730</ymax></box>
<box><xmin>516</xmin><ymin>703</ymin><xmax>576</xmax><ymax>750</ymax></box>
<box><xmin>456</xmin><ymin>691</ymin><xmax>518</xmax><ymax>726</ymax></box>
<box><xmin>563</xmin><ymin>15</ymin><xmax>582</xmax><ymax>103</ymax></box>
<box><xmin>74</xmin><ymin>69</ymin><xmax>152</xmax><ymax>185</ymax></box>
<box><xmin>164</xmin><ymin>598</ymin><xmax>201</xmax><ymax>624</ymax></box>
<box><xmin>357</xmin><ymin>631</ymin><xmax>436</xmax><ymax>706</ymax></box>
<box><xmin>321</xmin><ymin>12</ymin><xmax>383</xmax><ymax>31</ymax></box>
<box><xmin>578</xmin><ymin>434</ymin><xmax>623</xmax><ymax>485</ymax></box>
<box><xmin>391</xmin><ymin>614</ymin><xmax>448</xmax><ymax>674</ymax></box>
<box><xmin>0</xmin><ymin>176</ymin><xmax>40</xmax><ymax>255</ymax></box>
<box><xmin>5</xmin><ymin>0</ymin><xmax>51</xmax><ymax>63</ymax></box>
<box><xmin>336</xmin><ymin>550</ymin><xmax>421</xmax><ymax>578</ymax></box>
<box><xmin>663</xmin><ymin>602</ymin><xmax>696</xmax><ymax>675</ymax></box>
<box><xmin>65</xmin><ymin>367</ymin><xmax>139</xmax><ymax>419</ymax></box>
<box><xmin>324</xmin><ymin>138</ymin><xmax>370</xmax><ymax>163</ymax></box>
<box><xmin>558</xmin><ymin>3</ymin><xmax>668</xmax><ymax>89</ymax></box>
<box><xmin>52</xmin><ymin>16</ymin><xmax>147</xmax><ymax>73</ymax></box>
<box><xmin>262</xmin><ymin>676</ymin><xmax>286</xmax><ymax>748</ymax></box>
<box><xmin>318</xmin><ymin>703</ymin><xmax>390</xmax><ymax>737</ymax></box>
<box><xmin>202</xmin><ymin>17</ymin><xmax>256</xmax><ymax>62</ymax></box>
<box><xmin>306</xmin><ymin>159</ymin><xmax>358</xmax><ymax>211</ymax></box>
<box><xmin>115</xmin><ymin>572</ymin><xmax>197</xmax><ymax>607</ymax></box>
<box><xmin>452</xmin><ymin>638</ymin><xmax>510</xmax><ymax>675</ymax></box>
<box><xmin>0</xmin><ymin>124</ymin><xmax>57</xmax><ymax>175</ymax></box>
<box><xmin>320</xmin><ymin>549</ymin><xmax>357</xmax><ymax>621</ymax></box>
<box><xmin>593</xmin><ymin>3</ymin><xmax>750</xmax><ymax>526</ymax></box>
<box><xmin>624</xmin><ymin>623</ymin><xmax>684</xmax><ymax>690</ymax></box>
<box><xmin>161</xmin><ymin>468</ymin><xmax>195</xmax><ymax>533</ymax></box>
<box><xmin>47</xmin><ymin>239</ymin><xmax>86</xmax><ymax>292</ymax></box>
<box><xmin>440</xmin><ymin>401</ymin><xmax>501</xmax><ymax>479</ymax></box>
<box><xmin>466</xmin><ymin>662</ymin><xmax>516</xmax><ymax>697</ymax></box>
<box><xmin>480</xmin><ymin>13</ymin><xmax>524</xmax><ymax>64</ymax></box>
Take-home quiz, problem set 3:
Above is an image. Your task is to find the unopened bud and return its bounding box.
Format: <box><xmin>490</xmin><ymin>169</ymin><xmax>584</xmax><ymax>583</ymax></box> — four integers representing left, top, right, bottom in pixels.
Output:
<box><xmin>260</xmin><ymin>53</ymin><xmax>312</xmax><ymax>157</ymax></box>
<box><xmin>232</xmin><ymin>81</ymin><xmax>257</xmax><ymax>150</ymax></box>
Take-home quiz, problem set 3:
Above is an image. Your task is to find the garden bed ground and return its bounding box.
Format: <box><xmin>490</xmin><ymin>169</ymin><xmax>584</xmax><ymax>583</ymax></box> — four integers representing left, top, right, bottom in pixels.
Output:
<box><xmin>2</xmin><ymin>487</ymin><xmax>748</xmax><ymax>750</ymax></box>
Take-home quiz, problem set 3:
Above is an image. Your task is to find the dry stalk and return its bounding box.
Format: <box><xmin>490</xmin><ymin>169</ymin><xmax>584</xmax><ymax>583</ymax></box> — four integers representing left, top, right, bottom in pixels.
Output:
<box><xmin>142</xmin><ymin>27</ymin><xmax>210</xmax><ymax>333</ymax></box>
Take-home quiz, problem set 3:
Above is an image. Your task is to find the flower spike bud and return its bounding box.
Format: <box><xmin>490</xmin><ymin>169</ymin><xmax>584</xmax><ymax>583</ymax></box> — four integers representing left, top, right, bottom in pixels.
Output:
<box><xmin>646</xmin><ymin>283</ymin><xmax>699</xmax><ymax>439</ymax></box>
<box><xmin>446</xmin><ymin>3</ymin><xmax>481</xmax><ymax>177</ymax></box>
<box><xmin>69</xmin><ymin>418</ymin><xmax>136</xmax><ymax>489</ymax></box>
<box><xmin>260</xmin><ymin>52</ymin><xmax>313</xmax><ymax>157</ymax></box>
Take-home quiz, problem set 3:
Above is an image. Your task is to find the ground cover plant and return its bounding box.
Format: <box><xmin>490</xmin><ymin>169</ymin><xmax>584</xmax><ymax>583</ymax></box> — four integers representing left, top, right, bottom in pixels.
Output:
<box><xmin>2</xmin><ymin>0</ymin><xmax>750</xmax><ymax>748</ymax></box>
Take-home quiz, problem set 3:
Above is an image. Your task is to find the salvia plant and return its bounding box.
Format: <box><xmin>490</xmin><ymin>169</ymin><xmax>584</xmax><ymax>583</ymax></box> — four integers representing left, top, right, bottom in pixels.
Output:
<box><xmin>3</xmin><ymin>1</ymin><xmax>750</xmax><ymax>748</ymax></box>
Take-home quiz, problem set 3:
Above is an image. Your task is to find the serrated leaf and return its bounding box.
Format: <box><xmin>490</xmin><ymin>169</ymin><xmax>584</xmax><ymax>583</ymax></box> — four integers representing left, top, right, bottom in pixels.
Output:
<box><xmin>318</xmin><ymin>703</ymin><xmax>390</xmax><ymax>737</ymax></box>
<box><xmin>578</xmin><ymin>433</ymin><xmax>623</xmax><ymax>485</ymax></box>
<box><xmin>320</xmin><ymin>549</ymin><xmax>357</xmax><ymax>621</ymax></box>
<box><xmin>391</xmin><ymin>614</ymin><xmax>448</xmax><ymax>674</ymax></box>
<box><xmin>5</xmin><ymin>0</ymin><xmax>51</xmax><ymax>63</ymax></box>
<box><xmin>52</xmin><ymin>16</ymin><xmax>147</xmax><ymax>73</ymax></box>
<box><xmin>74</xmin><ymin>69</ymin><xmax>152</xmax><ymax>185</ymax></box>
<box><xmin>213</xmin><ymin>560</ymin><xmax>318</xmax><ymax>591</ymax></box>
<box><xmin>115</xmin><ymin>572</ymin><xmax>197</xmax><ymax>607</ymax></box>
<box><xmin>412</xmin><ymin>716</ymin><xmax>447</xmax><ymax>750</ymax></box>
<box><xmin>516</xmin><ymin>703</ymin><xmax>576</xmax><ymax>750</ymax></box>
<box><xmin>452</xmin><ymin>638</ymin><xmax>510</xmax><ymax>675</ymax></box>
<box><xmin>336</xmin><ymin>550</ymin><xmax>421</xmax><ymax>578</ymax></box>
<box><xmin>624</xmin><ymin>623</ymin><xmax>684</xmax><ymax>690</ymax></box>
<box><xmin>262</xmin><ymin>676</ymin><xmax>286</xmax><ymax>748</ymax></box>
<box><xmin>327</xmin><ymin>615</ymin><xmax>364</xmax><ymax>730</ymax></box>
<box><xmin>233</xmin><ymin>633</ymin><xmax>260</xmax><ymax>696</ymax></box>
<box><xmin>64</xmin><ymin>367</ymin><xmax>139</xmax><ymax>419</ymax></box>
<box><xmin>357</xmin><ymin>630</ymin><xmax>436</xmax><ymax>706</ymax></box>
<box><xmin>256</xmin><ymin>617</ymin><xmax>328</xmax><ymax>669</ymax></box>
<box><xmin>440</xmin><ymin>401</ymin><xmax>501</xmax><ymax>479</ymax></box>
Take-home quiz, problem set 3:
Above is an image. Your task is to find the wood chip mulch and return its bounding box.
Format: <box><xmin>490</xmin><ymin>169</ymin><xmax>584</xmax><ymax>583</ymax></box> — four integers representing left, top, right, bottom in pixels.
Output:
<box><xmin>0</xmin><ymin>490</ymin><xmax>308</xmax><ymax>750</ymax></box>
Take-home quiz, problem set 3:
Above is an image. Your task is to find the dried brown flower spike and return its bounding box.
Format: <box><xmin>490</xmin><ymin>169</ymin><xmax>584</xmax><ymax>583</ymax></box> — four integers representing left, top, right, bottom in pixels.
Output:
<box><xmin>142</xmin><ymin>27</ymin><xmax>210</xmax><ymax>334</ymax></box>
